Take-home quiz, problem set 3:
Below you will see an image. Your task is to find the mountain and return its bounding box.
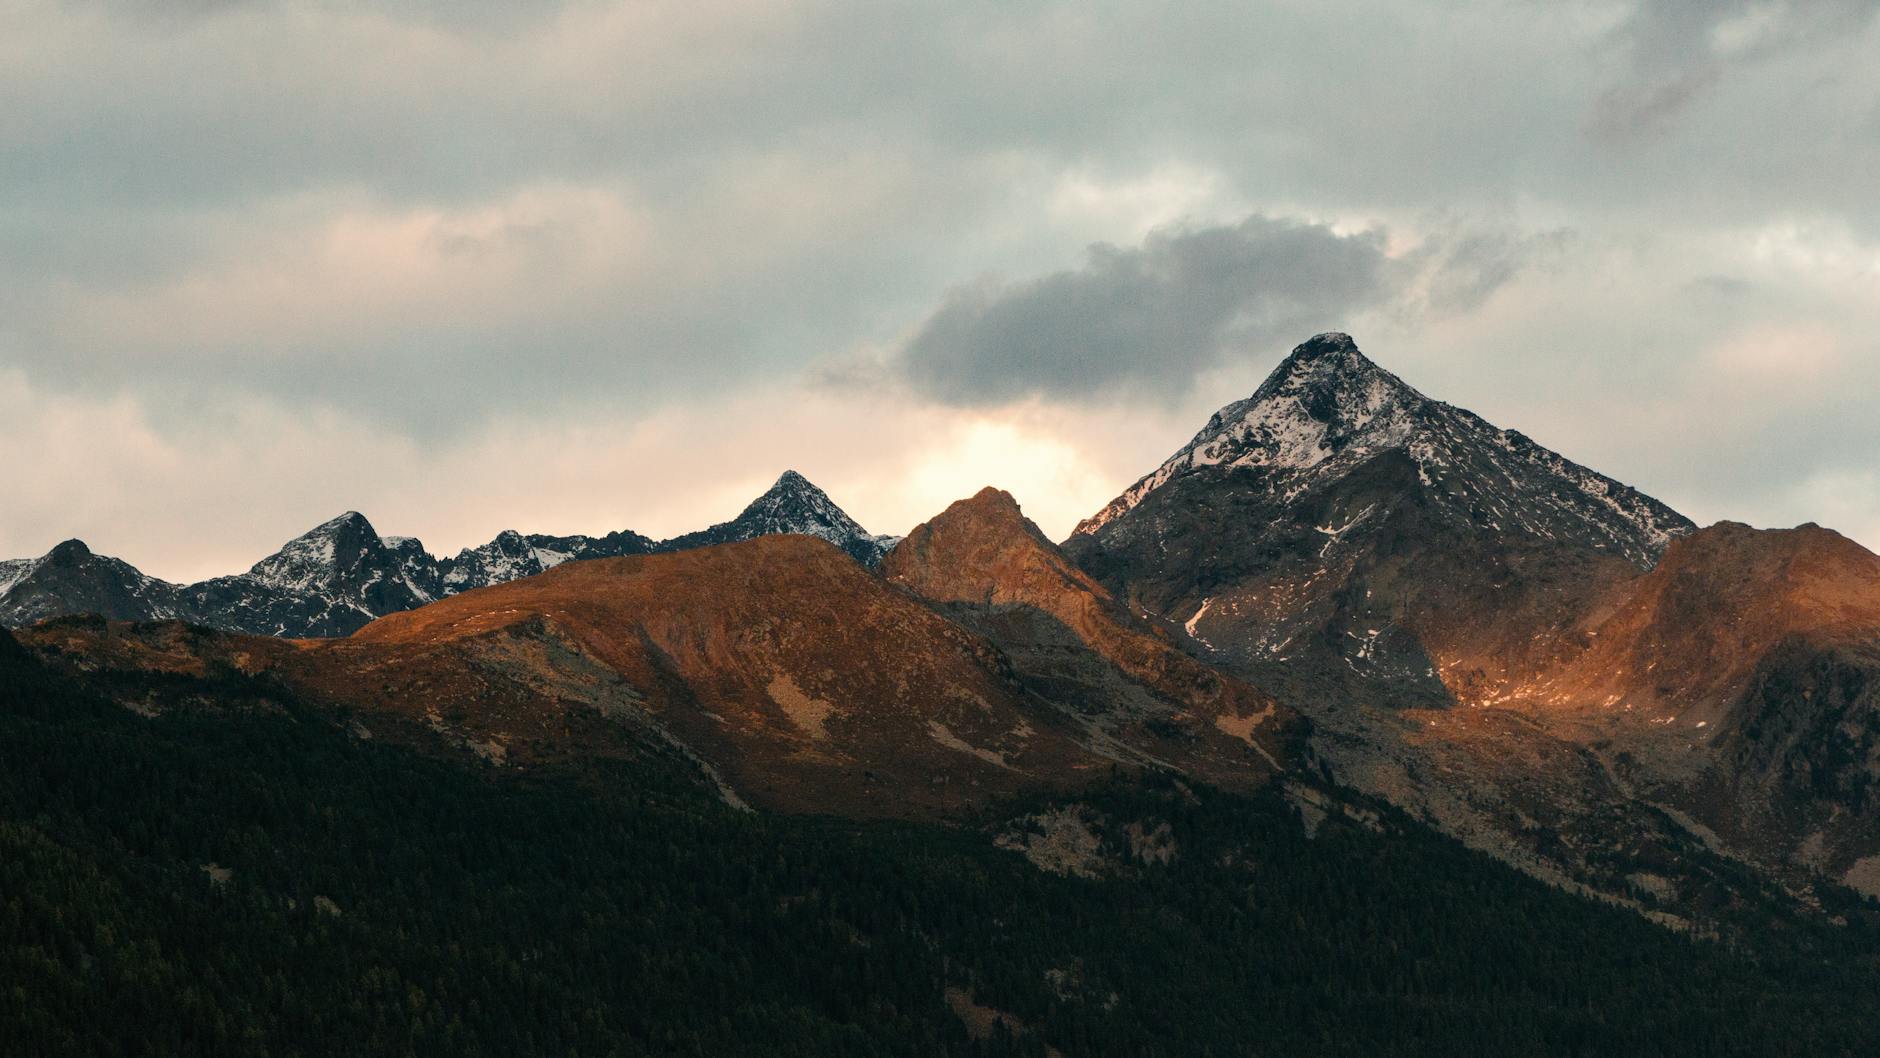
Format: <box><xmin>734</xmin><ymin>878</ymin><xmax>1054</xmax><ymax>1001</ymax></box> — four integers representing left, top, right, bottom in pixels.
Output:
<box><xmin>176</xmin><ymin>515</ymin><xmax>656</xmax><ymax>638</ymax></box>
<box><xmin>20</xmin><ymin>535</ymin><xmax>1123</xmax><ymax>818</ymax></box>
<box><xmin>882</xmin><ymin>487</ymin><xmax>1298</xmax><ymax>786</ymax></box>
<box><xmin>1062</xmin><ymin>331</ymin><xmax>1880</xmax><ymax>905</ymax></box>
<box><xmin>658</xmin><ymin>470</ymin><xmax>899</xmax><ymax>566</ymax></box>
<box><xmin>0</xmin><ymin>557</ymin><xmax>34</xmax><ymax>596</ymax></box>
<box><xmin>179</xmin><ymin>512</ymin><xmax>442</xmax><ymax>637</ymax></box>
<box><xmin>11</xmin><ymin>501</ymin><xmax>1300</xmax><ymax>817</ymax></box>
<box><xmin>1477</xmin><ymin>520</ymin><xmax>1880</xmax><ymax>891</ymax></box>
<box><xmin>1066</xmin><ymin>331</ymin><xmax>1695</xmax><ymax>704</ymax></box>
<box><xmin>0</xmin><ymin>539</ymin><xmax>188</xmax><ymax>627</ymax></box>
<box><xmin>345</xmin><ymin>533</ymin><xmax>1117</xmax><ymax>815</ymax></box>
<box><xmin>0</xmin><ymin>473</ymin><xmax>876</xmax><ymax>637</ymax></box>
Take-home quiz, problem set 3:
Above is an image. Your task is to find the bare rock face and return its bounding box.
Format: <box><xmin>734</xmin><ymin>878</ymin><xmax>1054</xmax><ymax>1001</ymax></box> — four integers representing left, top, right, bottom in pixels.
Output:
<box><xmin>883</xmin><ymin>487</ymin><xmax>1299</xmax><ymax>786</ymax></box>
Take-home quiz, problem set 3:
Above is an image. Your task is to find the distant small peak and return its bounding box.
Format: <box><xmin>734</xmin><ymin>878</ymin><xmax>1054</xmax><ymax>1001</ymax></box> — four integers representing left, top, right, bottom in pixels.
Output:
<box><xmin>771</xmin><ymin>470</ymin><xmax>816</xmax><ymax>491</ymax></box>
<box><xmin>958</xmin><ymin>487</ymin><xmax>1023</xmax><ymax>518</ymax></box>
<box><xmin>48</xmin><ymin>538</ymin><xmax>93</xmax><ymax>564</ymax></box>
<box><xmin>921</xmin><ymin>487</ymin><xmax>1036</xmax><ymax>538</ymax></box>
<box><xmin>970</xmin><ymin>485</ymin><xmax>1016</xmax><ymax>505</ymax></box>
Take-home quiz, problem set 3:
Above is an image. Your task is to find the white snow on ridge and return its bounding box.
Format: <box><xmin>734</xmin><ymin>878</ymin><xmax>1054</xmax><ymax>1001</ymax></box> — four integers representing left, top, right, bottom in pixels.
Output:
<box><xmin>1076</xmin><ymin>334</ymin><xmax>1424</xmax><ymax>534</ymax></box>
<box><xmin>0</xmin><ymin>557</ymin><xmax>33</xmax><ymax>597</ymax></box>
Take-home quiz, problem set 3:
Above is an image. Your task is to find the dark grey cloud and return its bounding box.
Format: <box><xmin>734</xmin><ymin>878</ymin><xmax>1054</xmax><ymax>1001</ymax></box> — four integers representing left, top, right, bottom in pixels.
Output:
<box><xmin>898</xmin><ymin>217</ymin><xmax>1389</xmax><ymax>404</ymax></box>
<box><xmin>895</xmin><ymin>215</ymin><xmax>1563</xmax><ymax>405</ymax></box>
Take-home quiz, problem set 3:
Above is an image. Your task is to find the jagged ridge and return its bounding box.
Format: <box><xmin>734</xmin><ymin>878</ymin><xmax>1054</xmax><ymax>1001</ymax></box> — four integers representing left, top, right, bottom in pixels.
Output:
<box><xmin>1</xmin><ymin>471</ymin><xmax>885</xmax><ymax>637</ymax></box>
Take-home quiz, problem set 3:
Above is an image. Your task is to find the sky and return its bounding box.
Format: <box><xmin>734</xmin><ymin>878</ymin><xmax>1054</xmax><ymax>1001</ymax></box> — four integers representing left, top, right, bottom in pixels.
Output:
<box><xmin>3</xmin><ymin>0</ymin><xmax>1879</xmax><ymax>582</ymax></box>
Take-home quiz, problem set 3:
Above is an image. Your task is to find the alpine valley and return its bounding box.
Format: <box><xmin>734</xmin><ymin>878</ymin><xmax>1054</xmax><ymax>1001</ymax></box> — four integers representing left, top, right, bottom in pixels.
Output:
<box><xmin>8</xmin><ymin>334</ymin><xmax>1880</xmax><ymax>1057</ymax></box>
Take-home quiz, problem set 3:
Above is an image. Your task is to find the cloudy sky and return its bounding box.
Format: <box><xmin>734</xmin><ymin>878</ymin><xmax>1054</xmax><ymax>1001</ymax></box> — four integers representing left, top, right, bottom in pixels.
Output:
<box><xmin>3</xmin><ymin>0</ymin><xmax>1879</xmax><ymax>580</ymax></box>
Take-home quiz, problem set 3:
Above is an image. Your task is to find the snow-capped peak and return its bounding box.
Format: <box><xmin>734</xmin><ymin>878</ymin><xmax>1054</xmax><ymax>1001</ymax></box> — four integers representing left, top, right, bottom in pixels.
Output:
<box><xmin>1075</xmin><ymin>333</ymin><xmax>1692</xmax><ymax>566</ymax></box>
<box><xmin>1181</xmin><ymin>331</ymin><xmax>1423</xmax><ymax>473</ymax></box>
<box><xmin>245</xmin><ymin>511</ymin><xmax>384</xmax><ymax>593</ymax></box>
<box><xmin>741</xmin><ymin>471</ymin><xmax>869</xmax><ymax>537</ymax></box>
<box><xmin>1076</xmin><ymin>334</ymin><xmax>1423</xmax><ymax>533</ymax></box>
<box><xmin>657</xmin><ymin>470</ymin><xmax>893</xmax><ymax>565</ymax></box>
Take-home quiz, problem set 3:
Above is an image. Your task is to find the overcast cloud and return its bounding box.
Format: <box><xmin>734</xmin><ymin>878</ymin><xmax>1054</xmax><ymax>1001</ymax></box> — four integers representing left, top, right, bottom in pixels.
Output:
<box><xmin>2</xmin><ymin>0</ymin><xmax>1879</xmax><ymax>578</ymax></box>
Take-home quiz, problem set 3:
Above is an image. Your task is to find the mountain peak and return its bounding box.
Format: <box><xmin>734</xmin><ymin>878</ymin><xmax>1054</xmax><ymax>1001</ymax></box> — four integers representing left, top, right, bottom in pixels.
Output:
<box><xmin>1075</xmin><ymin>333</ymin><xmax>1426</xmax><ymax>534</ymax></box>
<box><xmin>659</xmin><ymin>471</ymin><xmax>892</xmax><ymax>566</ymax></box>
<box><xmin>771</xmin><ymin>469</ymin><xmax>814</xmax><ymax>491</ymax></box>
<box><xmin>1074</xmin><ymin>333</ymin><xmax>1691</xmax><ymax>567</ymax></box>
<box><xmin>1285</xmin><ymin>330</ymin><xmax>1361</xmax><ymax>362</ymax></box>
<box><xmin>47</xmin><ymin>539</ymin><xmax>94</xmax><ymax>566</ymax></box>
<box><xmin>737</xmin><ymin>471</ymin><xmax>854</xmax><ymax>526</ymax></box>
<box><xmin>315</xmin><ymin>510</ymin><xmax>372</xmax><ymax>531</ymax></box>
<box><xmin>245</xmin><ymin>511</ymin><xmax>391</xmax><ymax>594</ymax></box>
<box><xmin>885</xmin><ymin>488</ymin><xmax>1107</xmax><ymax>609</ymax></box>
<box><xmin>961</xmin><ymin>486</ymin><xmax>1022</xmax><ymax>515</ymax></box>
<box><xmin>897</xmin><ymin>487</ymin><xmax>1042</xmax><ymax>554</ymax></box>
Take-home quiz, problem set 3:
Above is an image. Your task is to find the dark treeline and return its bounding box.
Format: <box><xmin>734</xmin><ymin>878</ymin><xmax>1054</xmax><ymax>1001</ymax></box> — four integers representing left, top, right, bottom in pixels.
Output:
<box><xmin>3</xmin><ymin>630</ymin><xmax>1879</xmax><ymax>1057</ymax></box>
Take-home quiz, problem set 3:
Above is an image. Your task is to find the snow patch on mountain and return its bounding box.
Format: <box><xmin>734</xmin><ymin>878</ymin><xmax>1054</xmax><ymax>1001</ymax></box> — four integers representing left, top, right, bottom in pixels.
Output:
<box><xmin>0</xmin><ymin>558</ymin><xmax>32</xmax><ymax>597</ymax></box>
<box><xmin>441</xmin><ymin>530</ymin><xmax>576</xmax><ymax>592</ymax></box>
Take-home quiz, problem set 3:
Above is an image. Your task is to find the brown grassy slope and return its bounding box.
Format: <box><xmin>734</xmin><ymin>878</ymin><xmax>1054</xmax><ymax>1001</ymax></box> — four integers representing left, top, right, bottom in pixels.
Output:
<box><xmin>331</xmin><ymin>533</ymin><xmax>1113</xmax><ymax>815</ymax></box>
<box><xmin>1500</xmin><ymin>522</ymin><xmax>1880</xmax><ymax>722</ymax></box>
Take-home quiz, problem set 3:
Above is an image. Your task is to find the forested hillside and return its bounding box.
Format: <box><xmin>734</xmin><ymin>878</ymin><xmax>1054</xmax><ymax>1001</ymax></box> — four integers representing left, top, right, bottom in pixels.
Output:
<box><xmin>4</xmin><ymin>630</ymin><xmax>1879</xmax><ymax>1058</ymax></box>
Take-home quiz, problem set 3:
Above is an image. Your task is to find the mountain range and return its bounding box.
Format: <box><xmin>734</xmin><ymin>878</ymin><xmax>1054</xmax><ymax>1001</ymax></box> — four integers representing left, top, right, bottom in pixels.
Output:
<box><xmin>9</xmin><ymin>332</ymin><xmax>1880</xmax><ymax>928</ymax></box>
<box><xmin>0</xmin><ymin>470</ymin><xmax>891</xmax><ymax>637</ymax></box>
